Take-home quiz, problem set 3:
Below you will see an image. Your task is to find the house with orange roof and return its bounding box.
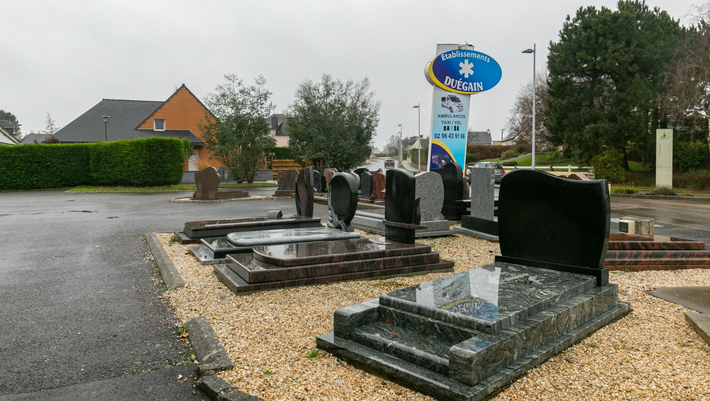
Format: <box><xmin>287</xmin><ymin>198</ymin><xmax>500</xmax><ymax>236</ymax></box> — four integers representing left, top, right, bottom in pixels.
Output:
<box><xmin>55</xmin><ymin>84</ymin><xmax>217</xmax><ymax>171</ymax></box>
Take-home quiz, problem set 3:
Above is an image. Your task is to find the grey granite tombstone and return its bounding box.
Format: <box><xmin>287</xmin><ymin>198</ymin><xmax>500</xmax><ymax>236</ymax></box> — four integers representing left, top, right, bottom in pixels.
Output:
<box><xmin>360</xmin><ymin>172</ymin><xmax>373</xmax><ymax>200</ymax></box>
<box><xmin>456</xmin><ymin>167</ymin><xmax>498</xmax><ymax>240</ymax></box>
<box><xmin>295</xmin><ymin>167</ymin><xmax>316</xmax><ymax>218</ymax></box>
<box><xmin>350</xmin><ymin>172</ymin><xmax>361</xmax><ymax>190</ymax></box>
<box><xmin>414</xmin><ymin>172</ymin><xmax>450</xmax><ymax>236</ymax></box>
<box><xmin>275</xmin><ymin>169</ymin><xmax>299</xmax><ymax>197</ymax></box>
<box><xmin>327</xmin><ymin>173</ymin><xmax>359</xmax><ymax>232</ymax></box>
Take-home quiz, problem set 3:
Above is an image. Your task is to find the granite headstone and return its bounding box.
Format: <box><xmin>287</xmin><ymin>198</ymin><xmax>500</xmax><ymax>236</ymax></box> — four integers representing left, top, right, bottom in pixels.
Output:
<box><xmin>360</xmin><ymin>172</ymin><xmax>373</xmax><ymax>200</ymax></box>
<box><xmin>192</xmin><ymin>167</ymin><xmax>248</xmax><ymax>200</ymax></box>
<box><xmin>323</xmin><ymin>168</ymin><xmax>339</xmax><ymax>188</ymax></box>
<box><xmin>295</xmin><ymin>167</ymin><xmax>316</xmax><ymax>218</ymax></box>
<box><xmin>371</xmin><ymin>169</ymin><xmax>386</xmax><ymax>202</ymax></box>
<box><xmin>275</xmin><ymin>169</ymin><xmax>299</xmax><ymax>196</ymax></box>
<box><xmin>384</xmin><ymin>169</ymin><xmax>424</xmax><ymax>243</ymax></box>
<box><xmin>327</xmin><ymin>173</ymin><xmax>359</xmax><ymax>232</ymax></box>
<box><xmin>432</xmin><ymin>162</ymin><xmax>466</xmax><ymax>220</ymax></box>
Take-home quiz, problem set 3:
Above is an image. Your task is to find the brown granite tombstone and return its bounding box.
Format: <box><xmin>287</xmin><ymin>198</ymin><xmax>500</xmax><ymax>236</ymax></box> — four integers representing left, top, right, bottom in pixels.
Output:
<box><xmin>193</xmin><ymin>167</ymin><xmax>248</xmax><ymax>200</ymax></box>
<box><xmin>295</xmin><ymin>167</ymin><xmax>316</xmax><ymax>218</ymax></box>
<box><xmin>275</xmin><ymin>169</ymin><xmax>299</xmax><ymax>197</ymax></box>
<box><xmin>323</xmin><ymin>168</ymin><xmax>339</xmax><ymax>188</ymax></box>
<box><xmin>371</xmin><ymin>169</ymin><xmax>386</xmax><ymax>202</ymax></box>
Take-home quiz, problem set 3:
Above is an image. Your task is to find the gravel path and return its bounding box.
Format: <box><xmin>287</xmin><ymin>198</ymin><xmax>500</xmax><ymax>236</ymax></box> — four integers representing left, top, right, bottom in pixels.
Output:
<box><xmin>156</xmin><ymin>233</ymin><xmax>710</xmax><ymax>400</ymax></box>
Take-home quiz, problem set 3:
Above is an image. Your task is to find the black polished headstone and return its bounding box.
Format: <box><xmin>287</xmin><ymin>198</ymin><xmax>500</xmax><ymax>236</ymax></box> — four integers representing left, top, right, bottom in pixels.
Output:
<box><xmin>360</xmin><ymin>172</ymin><xmax>373</xmax><ymax>200</ymax></box>
<box><xmin>312</xmin><ymin>170</ymin><xmax>322</xmax><ymax>193</ymax></box>
<box><xmin>327</xmin><ymin>173</ymin><xmax>359</xmax><ymax>232</ymax></box>
<box><xmin>295</xmin><ymin>167</ymin><xmax>316</xmax><ymax>218</ymax></box>
<box><xmin>432</xmin><ymin>163</ymin><xmax>466</xmax><ymax>220</ymax></box>
<box><xmin>496</xmin><ymin>170</ymin><xmax>610</xmax><ymax>285</ymax></box>
<box><xmin>384</xmin><ymin>169</ymin><xmax>423</xmax><ymax>244</ymax></box>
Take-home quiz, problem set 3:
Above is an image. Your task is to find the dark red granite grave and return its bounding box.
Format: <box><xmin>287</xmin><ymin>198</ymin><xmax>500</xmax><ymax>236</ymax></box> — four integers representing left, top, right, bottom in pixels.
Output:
<box><xmin>605</xmin><ymin>234</ymin><xmax>710</xmax><ymax>271</ymax></box>
<box><xmin>176</xmin><ymin>216</ymin><xmax>322</xmax><ymax>244</ymax></box>
<box><xmin>213</xmin><ymin>238</ymin><xmax>454</xmax><ymax>294</ymax></box>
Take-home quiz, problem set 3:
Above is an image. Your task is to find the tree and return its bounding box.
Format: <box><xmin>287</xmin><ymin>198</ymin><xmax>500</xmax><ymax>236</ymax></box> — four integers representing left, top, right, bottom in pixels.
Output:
<box><xmin>506</xmin><ymin>70</ymin><xmax>550</xmax><ymax>152</ymax></box>
<box><xmin>44</xmin><ymin>113</ymin><xmax>58</xmax><ymax>135</ymax></box>
<box><xmin>287</xmin><ymin>74</ymin><xmax>380</xmax><ymax>171</ymax></box>
<box><xmin>0</xmin><ymin>110</ymin><xmax>22</xmax><ymax>139</ymax></box>
<box><xmin>546</xmin><ymin>1</ymin><xmax>685</xmax><ymax>167</ymax></box>
<box><xmin>662</xmin><ymin>3</ymin><xmax>710</xmax><ymax>145</ymax></box>
<box><xmin>199</xmin><ymin>74</ymin><xmax>276</xmax><ymax>183</ymax></box>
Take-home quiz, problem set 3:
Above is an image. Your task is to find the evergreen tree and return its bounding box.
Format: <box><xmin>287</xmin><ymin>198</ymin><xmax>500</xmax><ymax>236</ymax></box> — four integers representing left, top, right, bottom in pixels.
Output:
<box><xmin>546</xmin><ymin>1</ymin><xmax>684</xmax><ymax>166</ymax></box>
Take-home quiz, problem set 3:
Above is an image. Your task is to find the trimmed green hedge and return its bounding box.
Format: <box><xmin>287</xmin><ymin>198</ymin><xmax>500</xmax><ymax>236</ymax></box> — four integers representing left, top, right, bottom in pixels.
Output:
<box><xmin>0</xmin><ymin>137</ymin><xmax>185</xmax><ymax>190</ymax></box>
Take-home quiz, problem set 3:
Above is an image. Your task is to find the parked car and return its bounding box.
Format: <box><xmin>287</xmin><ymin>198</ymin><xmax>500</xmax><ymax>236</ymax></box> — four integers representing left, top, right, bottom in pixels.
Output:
<box><xmin>384</xmin><ymin>159</ymin><xmax>396</xmax><ymax>169</ymax></box>
<box><xmin>471</xmin><ymin>162</ymin><xmax>506</xmax><ymax>184</ymax></box>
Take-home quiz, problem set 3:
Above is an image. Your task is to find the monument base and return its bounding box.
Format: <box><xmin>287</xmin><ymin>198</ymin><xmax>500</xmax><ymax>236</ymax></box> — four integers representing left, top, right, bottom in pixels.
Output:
<box><xmin>352</xmin><ymin>210</ymin><xmax>453</xmax><ymax>238</ymax></box>
<box><xmin>317</xmin><ymin>262</ymin><xmax>630</xmax><ymax>401</ymax></box>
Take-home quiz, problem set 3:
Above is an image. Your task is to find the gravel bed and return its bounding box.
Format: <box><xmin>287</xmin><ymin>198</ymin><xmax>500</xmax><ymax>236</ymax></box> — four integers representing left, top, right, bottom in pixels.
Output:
<box><xmin>155</xmin><ymin>232</ymin><xmax>710</xmax><ymax>400</ymax></box>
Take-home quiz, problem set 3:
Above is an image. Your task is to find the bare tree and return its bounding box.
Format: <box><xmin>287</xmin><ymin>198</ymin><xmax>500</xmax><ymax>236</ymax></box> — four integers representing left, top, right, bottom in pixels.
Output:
<box><xmin>44</xmin><ymin>113</ymin><xmax>59</xmax><ymax>135</ymax></box>
<box><xmin>505</xmin><ymin>70</ymin><xmax>550</xmax><ymax>151</ymax></box>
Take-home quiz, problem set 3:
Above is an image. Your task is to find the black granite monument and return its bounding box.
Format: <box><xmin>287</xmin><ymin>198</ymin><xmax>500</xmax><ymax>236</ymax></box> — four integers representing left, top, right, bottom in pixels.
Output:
<box><xmin>432</xmin><ymin>163</ymin><xmax>468</xmax><ymax>220</ymax></box>
<box><xmin>383</xmin><ymin>169</ymin><xmax>425</xmax><ymax>244</ymax></box>
<box><xmin>327</xmin><ymin>173</ymin><xmax>359</xmax><ymax>232</ymax></box>
<box><xmin>317</xmin><ymin>170</ymin><xmax>630</xmax><ymax>401</ymax></box>
<box><xmin>295</xmin><ymin>167</ymin><xmax>316</xmax><ymax>218</ymax></box>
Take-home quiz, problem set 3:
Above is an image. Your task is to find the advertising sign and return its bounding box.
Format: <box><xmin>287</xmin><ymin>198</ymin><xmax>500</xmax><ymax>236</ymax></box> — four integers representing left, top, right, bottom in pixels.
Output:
<box><xmin>429</xmin><ymin>86</ymin><xmax>470</xmax><ymax>169</ymax></box>
<box><xmin>425</xmin><ymin>44</ymin><xmax>502</xmax><ymax>171</ymax></box>
<box><xmin>656</xmin><ymin>129</ymin><xmax>673</xmax><ymax>188</ymax></box>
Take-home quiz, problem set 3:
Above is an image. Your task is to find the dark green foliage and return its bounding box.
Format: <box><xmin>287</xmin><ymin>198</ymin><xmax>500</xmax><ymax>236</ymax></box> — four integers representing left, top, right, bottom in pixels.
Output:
<box><xmin>287</xmin><ymin>74</ymin><xmax>380</xmax><ymax>172</ymax></box>
<box><xmin>200</xmin><ymin>74</ymin><xmax>276</xmax><ymax>183</ymax></box>
<box><xmin>590</xmin><ymin>149</ymin><xmax>626</xmax><ymax>183</ymax></box>
<box><xmin>89</xmin><ymin>138</ymin><xmax>184</xmax><ymax>186</ymax></box>
<box><xmin>502</xmin><ymin>160</ymin><xmax>518</xmax><ymax>166</ymax></box>
<box><xmin>271</xmin><ymin>147</ymin><xmax>295</xmax><ymax>160</ymax></box>
<box><xmin>0</xmin><ymin>143</ymin><xmax>90</xmax><ymax>189</ymax></box>
<box><xmin>674</xmin><ymin>141</ymin><xmax>710</xmax><ymax>173</ymax></box>
<box><xmin>0</xmin><ymin>138</ymin><xmax>185</xmax><ymax>190</ymax></box>
<box><xmin>466</xmin><ymin>145</ymin><xmax>514</xmax><ymax>160</ymax></box>
<box><xmin>411</xmin><ymin>147</ymin><xmax>428</xmax><ymax>166</ymax></box>
<box><xmin>0</xmin><ymin>110</ymin><xmax>22</xmax><ymax>137</ymax></box>
<box><xmin>546</xmin><ymin>1</ymin><xmax>685</xmax><ymax>165</ymax></box>
<box><xmin>502</xmin><ymin>150</ymin><xmax>517</xmax><ymax>159</ymax></box>
<box><xmin>466</xmin><ymin>153</ymin><xmax>480</xmax><ymax>163</ymax></box>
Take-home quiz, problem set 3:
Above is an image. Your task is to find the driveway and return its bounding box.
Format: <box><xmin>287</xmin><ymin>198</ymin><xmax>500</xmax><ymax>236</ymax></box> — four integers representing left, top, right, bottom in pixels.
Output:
<box><xmin>0</xmin><ymin>189</ymin><xmax>329</xmax><ymax>400</ymax></box>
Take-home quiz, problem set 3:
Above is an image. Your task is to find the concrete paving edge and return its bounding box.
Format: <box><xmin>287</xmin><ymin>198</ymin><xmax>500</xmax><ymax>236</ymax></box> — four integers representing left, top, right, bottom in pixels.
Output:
<box><xmin>611</xmin><ymin>193</ymin><xmax>710</xmax><ymax>203</ymax></box>
<box><xmin>145</xmin><ymin>232</ymin><xmax>185</xmax><ymax>290</ymax></box>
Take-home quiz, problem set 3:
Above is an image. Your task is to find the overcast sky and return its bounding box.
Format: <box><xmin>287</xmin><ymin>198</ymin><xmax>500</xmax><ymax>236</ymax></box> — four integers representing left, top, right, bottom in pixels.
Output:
<box><xmin>1</xmin><ymin>0</ymin><xmax>700</xmax><ymax>148</ymax></box>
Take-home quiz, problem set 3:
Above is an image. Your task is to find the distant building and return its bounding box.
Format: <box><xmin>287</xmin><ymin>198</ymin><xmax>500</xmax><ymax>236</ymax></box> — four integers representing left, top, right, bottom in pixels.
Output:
<box><xmin>467</xmin><ymin>129</ymin><xmax>492</xmax><ymax>146</ymax></box>
<box><xmin>0</xmin><ymin>121</ymin><xmax>19</xmax><ymax>145</ymax></box>
<box><xmin>55</xmin><ymin>84</ymin><xmax>215</xmax><ymax>171</ymax></box>
<box><xmin>20</xmin><ymin>133</ymin><xmax>53</xmax><ymax>144</ymax></box>
<box><xmin>269</xmin><ymin>114</ymin><xmax>290</xmax><ymax>148</ymax></box>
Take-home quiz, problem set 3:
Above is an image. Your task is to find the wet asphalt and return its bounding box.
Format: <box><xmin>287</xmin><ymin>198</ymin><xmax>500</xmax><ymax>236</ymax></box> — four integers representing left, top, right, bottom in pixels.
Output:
<box><xmin>0</xmin><ymin>188</ymin><xmax>329</xmax><ymax>401</ymax></box>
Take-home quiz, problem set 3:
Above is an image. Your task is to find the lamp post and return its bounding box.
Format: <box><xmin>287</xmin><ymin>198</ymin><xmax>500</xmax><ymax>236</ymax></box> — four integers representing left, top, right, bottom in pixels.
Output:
<box><xmin>101</xmin><ymin>114</ymin><xmax>110</xmax><ymax>142</ymax></box>
<box><xmin>522</xmin><ymin>44</ymin><xmax>536</xmax><ymax>170</ymax></box>
<box><xmin>413</xmin><ymin>104</ymin><xmax>421</xmax><ymax>171</ymax></box>
<box><xmin>397</xmin><ymin>123</ymin><xmax>403</xmax><ymax>168</ymax></box>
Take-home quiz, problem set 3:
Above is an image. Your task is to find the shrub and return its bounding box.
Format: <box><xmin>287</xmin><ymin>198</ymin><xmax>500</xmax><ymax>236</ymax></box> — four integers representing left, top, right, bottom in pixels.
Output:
<box><xmin>502</xmin><ymin>160</ymin><xmax>518</xmax><ymax>166</ymax></box>
<box><xmin>674</xmin><ymin>170</ymin><xmax>710</xmax><ymax>190</ymax></box>
<box><xmin>649</xmin><ymin>186</ymin><xmax>675</xmax><ymax>196</ymax></box>
<box><xmin>466</xmin><ymin>145</ymin><xmax>515</xmax><ymax>160</ymax></box>
<box><xmin>0</xmin><ymin>138</ymin><xmax>185</xmax><ymax>190</ymax></box>
<box><xmin>502</xmin><ymin>150</ymin><xmax>517</xmax><ymax>159</ymax></box>
<box><xmin>610</xmin><ymin>186</ymin><xmax>639</xmax><ymax>194</ymax></box>
<box><xmin>271</xmin><ymin>147</ymin><xmax>295</xmax><ymax>160</ymax></box>
<box><xmin>466</xmin><ymin>153</ymin><xmax>480</xmax><ymax>164</ymax></box>
<box><xmin>674</xmin><ymin>141</ymin><xmax>710</xmax><ymax>173</ymax></box>
<box><xmin>590</xmin><ymin>149</ymin><xmax>626</xmax><ymax>183</ymax></box>
<box><xmin>411</xmin><ymin>147</ymin><xmax>428</xmax><ymax>166</ymax></box>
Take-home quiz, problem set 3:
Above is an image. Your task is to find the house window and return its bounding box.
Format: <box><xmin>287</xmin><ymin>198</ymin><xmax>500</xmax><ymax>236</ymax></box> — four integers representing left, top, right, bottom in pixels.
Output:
<box><xmin>154</xmin><ymin>119</ymin><xmax>165</xmax><ymax>131</ymax></box>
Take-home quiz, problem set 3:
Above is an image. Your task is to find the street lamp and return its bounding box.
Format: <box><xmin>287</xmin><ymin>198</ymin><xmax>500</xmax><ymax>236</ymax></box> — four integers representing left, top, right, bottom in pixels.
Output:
<box><xmin>397</xmin><ymin>123</ymin><xmax>403</xmax><ymax>168</ymax></box>
<box><xmin>101</xmin><ymin>115</ymin><xmax>110</xmax><ymax>142</ymax></box>
<box><xmin>413</xmin><ymin>104</ymin><xmax>421</xmax><ymax>171</ymax></box>
<box><xmin>522</xmin><ymin>44</ymin><xmax>536</xmax><ymax>170</ymax></box>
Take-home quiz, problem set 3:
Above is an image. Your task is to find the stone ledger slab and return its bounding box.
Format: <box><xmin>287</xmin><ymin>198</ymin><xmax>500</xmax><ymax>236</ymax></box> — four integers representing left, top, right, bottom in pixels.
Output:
<box><xmin>317</xmin><ymin>262</ymin><xmax>630</xmax><ymax>400</ymax></box>
<box><xmin>227</xmin><ymin>227</ymin><xmax>360</xmax><ymax>247</ymax></box>
<box><xmin>179</xmin><ymin>216</ymin><xmax>323</xmax><ymax>243</ymax></box>
<box><xmin>213</xmin><ymin>238</ymin><xmax>454</xmax><ymax>294</ymax></box>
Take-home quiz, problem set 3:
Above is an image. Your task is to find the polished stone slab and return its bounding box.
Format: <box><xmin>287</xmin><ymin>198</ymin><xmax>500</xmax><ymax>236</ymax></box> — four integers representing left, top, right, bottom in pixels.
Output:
<box><xmin>685</xmin><ymin>312</ymin><xmax>710</xmax><ymax>345</ymax></box>
<box><xmin>181</xmin><ymin>216</ymin><xmax>322</xmax><ymax>240</ymax></box>
<box><xmin>380</xmin><ymin>262</ymin><xmax>596</xmax><ymax>333</ymax></box>
<box><xmin>226</xmin><ymin>227</ymin><xmax>360</xmax><ymax>247</ymax></box>
<box><xmin>251</xmin><ymin>237</ymin><xmax>431</xmax><ymax>267</ymax></box>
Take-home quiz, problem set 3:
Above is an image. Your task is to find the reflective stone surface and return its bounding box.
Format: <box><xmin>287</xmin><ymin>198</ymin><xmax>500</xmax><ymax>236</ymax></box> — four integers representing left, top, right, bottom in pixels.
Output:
<box><xmin>182</xmin><ymin>216</ymin><xmax>322</xmax><ymax>239</ymax></box>
<box><xmin>381</xmin><ymin>262</ymin><xmax>595</xmax><ymax>333</ymax></box>
<box><xmin>227</xmin><ymin>227</ymin><xmax>359</xmax><ymax>247</ymax></box>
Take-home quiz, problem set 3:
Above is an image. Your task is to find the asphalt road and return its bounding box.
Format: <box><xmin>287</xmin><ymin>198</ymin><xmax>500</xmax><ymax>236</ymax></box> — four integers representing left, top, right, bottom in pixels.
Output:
<box><xmin>0</xmin><ymin>188</ymin><xmax>329</xmax><ymax>400</ymax></box>
<box><xmin>611</xmin><ymin>195</ymin><xmax>710</xmax><ymax>230</ymax></box>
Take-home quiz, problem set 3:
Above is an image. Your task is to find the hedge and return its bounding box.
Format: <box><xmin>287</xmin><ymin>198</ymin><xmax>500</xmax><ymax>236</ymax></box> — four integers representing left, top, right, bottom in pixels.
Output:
<box><xmin>0</xmin><ymin>137</ymin><xmax>185</xmax><ymax>190</ymax></box>
<box><xmin>466</xmin><ymin>145</ymin><xmax>515</xmax><ymax>160</ymax></box>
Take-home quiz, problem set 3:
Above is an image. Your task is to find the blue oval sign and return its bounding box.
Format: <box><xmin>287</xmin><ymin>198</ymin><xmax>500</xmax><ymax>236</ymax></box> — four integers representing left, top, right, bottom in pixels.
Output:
<box><xmin>428</xmin><ymin>49</ymin><xmax>502</xmax><ymax>95</ymax></box>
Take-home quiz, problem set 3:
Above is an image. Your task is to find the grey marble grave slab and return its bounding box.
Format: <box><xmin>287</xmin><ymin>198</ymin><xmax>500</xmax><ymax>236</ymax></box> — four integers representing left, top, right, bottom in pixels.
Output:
<box><xmin>227</xmin><ymin>227</ymin><xmax>360</xmax><ymax>247</ymax></box>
